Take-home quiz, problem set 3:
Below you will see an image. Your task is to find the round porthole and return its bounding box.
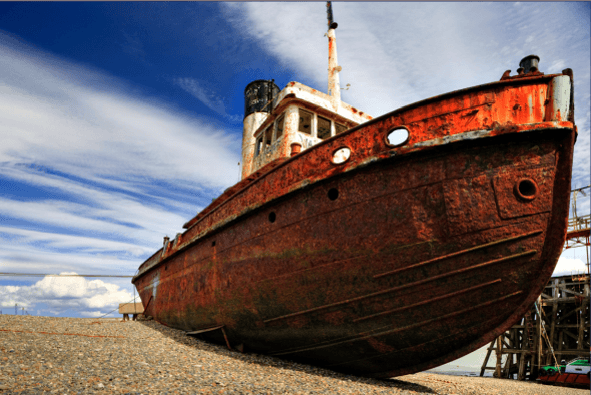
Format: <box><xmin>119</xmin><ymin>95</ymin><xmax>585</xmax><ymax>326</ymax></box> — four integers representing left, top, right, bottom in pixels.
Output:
<box><xmin>268</xmin><ymin>212</ymin><xmax>276</xmax><ymax>223</ymax></box>
<box><xmin>332</xmin><ymin>147</ymin><xmax>351</xmax><ymax>164</ymax></box>
<box><xmin>386</xmin><ymin>127</ymin><xmax>410</xmax><ymax>147</ymax></box>
<box><xmin>514</xmin><ymin>178</ymin><xmax>538</xmax><ymax>201</ymax></box>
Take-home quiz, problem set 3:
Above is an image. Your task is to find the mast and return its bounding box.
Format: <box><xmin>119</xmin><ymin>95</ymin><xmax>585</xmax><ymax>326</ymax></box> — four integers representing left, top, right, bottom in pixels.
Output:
<box><xmin>326</xmin><ymin>2</ymin><xmax>341</xmax><ymax>108</ymax></box>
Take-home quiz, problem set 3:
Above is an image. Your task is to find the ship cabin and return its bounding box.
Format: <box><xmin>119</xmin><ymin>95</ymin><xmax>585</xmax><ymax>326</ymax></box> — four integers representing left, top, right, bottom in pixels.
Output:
<box><xmin>241</xmin><ymin>80</ymin><xmax>373</xmax><ymax>180</ymax></box>
<box><xmin>180</xmin><ymin>21</ymin><xmax>366</xmax><ymax>231</ymax></box>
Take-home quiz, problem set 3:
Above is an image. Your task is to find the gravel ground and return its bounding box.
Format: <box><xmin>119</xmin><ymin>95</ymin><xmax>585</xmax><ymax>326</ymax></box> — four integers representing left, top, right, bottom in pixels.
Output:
<box><xmin>0</xmin><ymin>315</ymin><xmax>586</xmax><ymax>394</ymax></box>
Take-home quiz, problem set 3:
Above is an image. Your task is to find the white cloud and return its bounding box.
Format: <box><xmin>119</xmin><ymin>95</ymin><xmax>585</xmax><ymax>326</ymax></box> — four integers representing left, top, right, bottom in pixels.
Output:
<box><xmin>0</xmin><ymin>31</ymin><xmax>241</xmax><ymax>192</ymax></box>
<box><xmin>225</xmin><ymin>3</ymin><xmax>589</xmax><ymax>188</ymax></box>
<box><xmin>547</xmin><ymin>59</ymin><xmax>566</xmax><ymax>74</ymax></box>
<box><xmin>553</xmin><ymin>257</ymin><xmax>589</xmax><ymax>277</ymax></box>
<box><xmin>0</xmin><ymin>163</ymin><xmax>198</xmax><ymax>277</ymax></box>
<box><xmin>0</xmin><ymin>240</ymin><xmax>144</xmax><ymax>278</ymax></box>
<box><xmin>0</xmin><ymin>31</ymin><xmax>245</xmax><ymax>296</ymax></box>
<box><xmin>223</xmin><ymin>3</ymin><xmax>509</xmax><ymax>114</ymax></box>
<box><xmin>0</xmin><ymin>273</ymin><xmax>134</xmax><ymax>316</ymax></box>
<box><xmin>0</xmin><ymin>227</ymin><xmax>151</xmax><ymax>257</ymax></box>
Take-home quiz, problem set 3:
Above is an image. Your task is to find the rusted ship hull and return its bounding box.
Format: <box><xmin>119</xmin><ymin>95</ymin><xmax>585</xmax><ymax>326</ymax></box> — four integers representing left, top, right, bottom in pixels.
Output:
<box><xmin>133</xmin><ymin>73</ymin><xmax>575</xmax><ymax>378</ymax></box>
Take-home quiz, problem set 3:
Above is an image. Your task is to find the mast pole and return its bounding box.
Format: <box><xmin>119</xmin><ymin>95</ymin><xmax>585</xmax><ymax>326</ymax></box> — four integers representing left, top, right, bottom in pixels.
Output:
<box><xmin>326</xmin><ymin>2</ymin><xmax>341</xmax><ymax>107</ymax></box>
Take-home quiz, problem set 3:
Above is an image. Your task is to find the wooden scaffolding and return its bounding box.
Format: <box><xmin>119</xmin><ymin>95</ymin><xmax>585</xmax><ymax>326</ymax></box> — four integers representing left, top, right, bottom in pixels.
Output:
<box><xmin>480</xmin><ymin>275</ymin><xmax>590</xmax><ymax>379</ymax></box>
<box><xmin>480</xmin><ymin>186</ymin><xmax>590</xmax><ymax>380</ymax></box>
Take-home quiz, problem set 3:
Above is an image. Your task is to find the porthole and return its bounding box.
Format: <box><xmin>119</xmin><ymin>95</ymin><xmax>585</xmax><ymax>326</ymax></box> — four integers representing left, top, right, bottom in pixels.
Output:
<box><xmin>386</xmin><ymin>127</ymin><xmax>410</xmax><ymax>147</ymax></box>
<box><xmin>211</xmin><ymin>241</ymin><xmax>216</xmax><ymax>247</ymax></box>
<box><xmin>332</xmin><ymin>147</ymin><xmax>351</xmax><ymax>165</ymax></box>
<box><xmin>514</xmin><ymin>178</ymin><xmax>538</xmax><ymax>201</ymax></box>
<box><xmin>268</xmin><ymin>212</ymin><xmax>276</xmax><ymax>223</ymax></box>
<box><xmin>328</xmin><ymin>188</ymin><xmax>339</xmax><ymax>201</ymax></box>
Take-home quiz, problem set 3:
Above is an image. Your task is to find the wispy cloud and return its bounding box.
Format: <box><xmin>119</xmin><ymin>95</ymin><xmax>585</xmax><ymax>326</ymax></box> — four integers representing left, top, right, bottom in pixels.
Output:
<box><xmin>225</xmin><ymin>1</ymin><xmax>590</xmax><ymax>205</ymax></box>
<box><xmin>0</xmin><ymin>227</ymin><xmax>151</xmax><ymax>257</ymax></box>
<box><xmin>0</xmin><ymin>31</ymin><xmax>241</xmax><ymax>192</ymax></box>
<box><xmin>0</xmin><ymin>31</ymin><xmax>243</xmax><ymax>284</ymax></box>
<box><xmin>173</xmin><ymin>77</ymin><xmax>242</xmax><ymax>123</ymax></box>
<box><xmin>0</xmin><ymin>166</ymin><xmax>192</xmax><ymax>251</ymax></box>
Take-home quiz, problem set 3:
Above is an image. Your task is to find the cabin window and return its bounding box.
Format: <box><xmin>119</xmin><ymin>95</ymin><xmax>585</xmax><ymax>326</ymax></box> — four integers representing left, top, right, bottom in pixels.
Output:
<box><xmin>317</xmin><ymin>115</ymin><xmax>331</xmax><ymax>139</ymax></box>
<box><xmin>255</xmin><ymin>136</ymin><xmax>263</xmax><ymax>156</ymax></box>
<box><xmin>335</xmin><ymin>123</ymin><xmax>347</xmax><ymax>135</ymax></box>
<box><xmin>264</xmin><ymin>126</ymin><xmax>273</xmax><ymax>150</ymax></box>
<box><xmin>275</xmin><ymin>114</ymin><xmax>285</xmax><ymax>140</ymax></box>
<box><xmin>298</xmin><ymin>109</ymin><xmax>313</xmax><ymax>135</ymax></box>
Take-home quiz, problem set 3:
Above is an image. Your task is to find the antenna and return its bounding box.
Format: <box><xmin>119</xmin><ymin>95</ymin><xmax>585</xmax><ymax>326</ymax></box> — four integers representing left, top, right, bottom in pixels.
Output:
<box><xmin>326</xmin><ymin>2</ymin><xmax>338</xmax><ymax>30</ymax></box>
<box><xmin>326</xmin><ymin>2</ymin><xmax>341</xmax><ymax>104</ymax></box>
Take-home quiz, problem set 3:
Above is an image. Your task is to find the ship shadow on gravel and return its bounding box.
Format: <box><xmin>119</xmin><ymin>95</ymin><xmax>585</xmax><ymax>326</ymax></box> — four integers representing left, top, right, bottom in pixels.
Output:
<box><xmin>138</xmin><ymin>320</ymin><xmax>436</xmax><ymax>393</ymax></box>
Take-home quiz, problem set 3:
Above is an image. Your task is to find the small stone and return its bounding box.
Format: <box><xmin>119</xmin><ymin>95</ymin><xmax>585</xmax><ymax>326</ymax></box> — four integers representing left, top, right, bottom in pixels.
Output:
<box><xmin>96</xmin><ymin>383</ymin><xmax>104</xmax><ymax>389</ymax></box>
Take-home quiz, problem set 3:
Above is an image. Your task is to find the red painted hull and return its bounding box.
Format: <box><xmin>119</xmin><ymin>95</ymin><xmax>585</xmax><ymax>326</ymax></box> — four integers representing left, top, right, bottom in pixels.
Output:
<box><xmin>539</xmin><ymin>373</ymin><xmax>590</xmax><ymax>388</ymax></box>
<box><xmin>133</xmin><ymin>73</ymin><xmax>575</xmax><ymax>378</ymax></box>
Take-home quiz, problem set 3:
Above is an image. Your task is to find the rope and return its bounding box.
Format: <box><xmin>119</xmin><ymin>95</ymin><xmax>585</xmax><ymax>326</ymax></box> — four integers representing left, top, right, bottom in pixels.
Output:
<box><xmin>0</xmin><ymin>273</ymin><xmax>133</xmax><ymax>278</ymax></box>
<box><xmin>535</xmin><ymin>301</ymin><xmax>560</xmax><ymax>370</ymax></box>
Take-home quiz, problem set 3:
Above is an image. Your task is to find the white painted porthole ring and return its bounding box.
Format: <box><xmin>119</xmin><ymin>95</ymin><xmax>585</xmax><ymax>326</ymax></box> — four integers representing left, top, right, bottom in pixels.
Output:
<box><xmin>385</xmin><ymin>126</ymin><xmax>410</xmax><ymax>148</ymax></box>
<box><xmin>331</xmin><ymin>146</ymin><xmax>352</xmax><ymax>165</ymax></box>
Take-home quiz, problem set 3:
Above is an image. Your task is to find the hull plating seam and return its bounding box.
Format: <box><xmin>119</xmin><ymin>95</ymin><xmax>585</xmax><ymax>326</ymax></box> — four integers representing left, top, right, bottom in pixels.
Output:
<box><xmin>137</xmin><ymin>125</ymin><xmax>569</xmax><ymax>280</ymax></box>
<box><xmin>374</xmin><ymin>229</ymin><xmax>543</xmax><ymax>278</ymax></box>
<box><xmin>264</xmin><ymin>249</ymin><xmax>536</xmax><ymax>324</ymax></box>
<box><xmin>353</xmin><ymin>278</ymin><xmax>502</xmax><ymax>322</ymax></box>
<box><xmin>273</xmin><ymin>290</ymin><xmax>524</xmax><ymax>357</ymax></box>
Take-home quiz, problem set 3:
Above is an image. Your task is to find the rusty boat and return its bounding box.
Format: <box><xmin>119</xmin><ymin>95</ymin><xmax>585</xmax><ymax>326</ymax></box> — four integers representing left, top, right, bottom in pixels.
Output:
<box><xmin>132</xmin><ymin>11</ymin><xmax>577</xmax><ymax>378</ymax></box>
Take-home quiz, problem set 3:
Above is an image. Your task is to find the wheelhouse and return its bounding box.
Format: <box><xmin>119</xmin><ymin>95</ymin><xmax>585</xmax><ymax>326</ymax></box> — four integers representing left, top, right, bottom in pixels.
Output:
<box><xmin>241</xmin><ymin>81</ymin><xmax>373</xmax><ymax>179</ymax></box>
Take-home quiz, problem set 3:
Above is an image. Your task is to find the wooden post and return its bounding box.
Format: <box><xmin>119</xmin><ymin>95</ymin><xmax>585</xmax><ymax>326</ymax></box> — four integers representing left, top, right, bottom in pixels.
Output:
<box><xmin>480</xmin><ymin>339</ymin><xmax>496</xmax><ymax>377</ymax></box>
<box><xmin>505</xmin><ymin>332</ymin><xmax>514</xmax><ymax>378</ymax></box>
<box><xmin>577</xmin><ymin>305</ymin><xmax>585</xmax><ymax>349</ymax></box>
<box><xmin>556</xmin><ymin>331</ymin><xmax>564</xmax><ymax>364</ymax></box>
<box><xmin>529</xmin><ymin>297</ymin><xmax>542</xmax><ymax>379</ymax></box>
<box><xmin>517</xmin><ymin>349</ymin><xmax>527</xmax><ymax>380</ymax></box>
<box><xmin>481</xmin><ymin>275</ymin><xmax>589</xmax><ymax>382</ymax></box>
<box><xmin>495</xmin><ymin>335</ymin><xmax>502</xmax><ymax>378</ymax></box>
<box><xmin>537</xmin><ymin>296</ymin><xmax>542</xmax><ymax>371</ymax></box>
<box><xmin>518</xmin><ymin>314</ymin><xmax>527</xmax><ymax>380</ymax></box>
<box><xmin>546</xmin><ymin>281</ymin><xmax>558</xmax><ymax>365</ymax></box>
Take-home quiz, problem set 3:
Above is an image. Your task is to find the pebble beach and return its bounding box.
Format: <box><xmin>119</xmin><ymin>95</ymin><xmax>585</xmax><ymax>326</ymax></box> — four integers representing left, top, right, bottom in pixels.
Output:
<box><xmin>0</xmin><ymin>315</ymin><xmax>586</xmax><ymax>394</ymax></box>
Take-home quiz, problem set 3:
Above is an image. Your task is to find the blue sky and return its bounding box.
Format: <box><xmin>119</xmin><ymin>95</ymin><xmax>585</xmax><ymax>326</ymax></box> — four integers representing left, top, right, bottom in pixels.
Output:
<box><xmin>0</xmin><ymin>1</ymin><xmax>589</xmax><ymax>326</ymax></box>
